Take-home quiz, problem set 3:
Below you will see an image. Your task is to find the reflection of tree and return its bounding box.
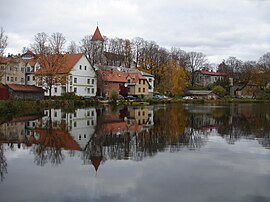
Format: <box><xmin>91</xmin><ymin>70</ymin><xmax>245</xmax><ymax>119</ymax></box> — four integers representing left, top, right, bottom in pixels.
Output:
<box><xmin>0</xmin><ymin>144</ymin><xmax>7</xmax><ymax>182</ymax></box>
<box><xmin>30</xmin><ymin>113</ymin><xmax>67</xmax><ymax>166</ymax></box>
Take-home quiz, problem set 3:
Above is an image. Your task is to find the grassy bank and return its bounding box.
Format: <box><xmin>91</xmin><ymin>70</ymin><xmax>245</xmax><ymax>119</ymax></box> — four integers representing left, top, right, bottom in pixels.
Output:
<box><xmin>0</xmin><ymin>99</ymin><xmax>97</xmax><ymax>117</ymax></box>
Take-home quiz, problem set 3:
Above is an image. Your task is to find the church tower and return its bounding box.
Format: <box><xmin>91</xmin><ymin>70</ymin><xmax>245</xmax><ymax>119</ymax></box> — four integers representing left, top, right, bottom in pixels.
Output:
<box><xmin>90</xmin><ymin>26</ymin><xmax>105</xmax><ymax>65</ymax></box>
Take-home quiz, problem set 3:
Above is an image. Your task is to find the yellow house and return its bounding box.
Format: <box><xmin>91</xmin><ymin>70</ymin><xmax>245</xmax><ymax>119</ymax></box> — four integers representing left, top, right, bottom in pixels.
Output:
<box><xmin>126</xmin><ymin>72</ymin><xmax>149</xmax><ymax>97</ymax></box>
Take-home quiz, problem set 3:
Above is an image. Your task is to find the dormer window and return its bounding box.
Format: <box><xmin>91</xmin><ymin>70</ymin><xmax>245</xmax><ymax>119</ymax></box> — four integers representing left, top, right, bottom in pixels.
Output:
<box><xmin>79</xmin><ymin>65</ymin><xmax>82</xmax><ymax>70</ymax></box>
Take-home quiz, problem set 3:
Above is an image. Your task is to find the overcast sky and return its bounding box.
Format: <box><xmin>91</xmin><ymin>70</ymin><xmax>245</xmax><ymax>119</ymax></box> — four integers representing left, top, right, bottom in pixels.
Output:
<box><xmin>0</xmin><ymin>0</ymin><xmax>270</xmax><ymax>63</ymax></box>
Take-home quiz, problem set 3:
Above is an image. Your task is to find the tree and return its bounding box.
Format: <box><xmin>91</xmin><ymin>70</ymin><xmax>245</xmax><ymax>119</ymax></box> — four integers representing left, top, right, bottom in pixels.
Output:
<box><xmin>31</xmin><ymin>32</ymin><xmax>67</xmax><ymax>97</ymax></box>
<box><xmin>67</xmin><ymin>41</ymin><xmax>79</xmax><ymax>54</ymax></box>
<box><xmin>212</xmin><ymin>85</ymin><xmax>226</xmax><ymax>97</ymax></box>
<box><xmin>258</xmin><ymin>52</ymin><xmax>270</xmax><ymax>70</ymax></box>
<box><xmin>0</xmin><ymin>27</ymin><xmax>8</xmax><ymax>57</ymax></box>
<box><xmin>187</xmin><ymin>51</ymin><xmax>207</xmax><ymax>86</ymax></box>
<box><xmin>171</xmin><ymin>62</ymin><xmax>188</xmax><ymax>96</ymax></box>
<box><xmin>80</xmin><ymin>35</ymin><xmax>92</xmax><ymax>60</ymax></box>
<box><xmin>49</xmin><ymin>32</ymin><xmax>66</xmax><ymax>53</ymax></box>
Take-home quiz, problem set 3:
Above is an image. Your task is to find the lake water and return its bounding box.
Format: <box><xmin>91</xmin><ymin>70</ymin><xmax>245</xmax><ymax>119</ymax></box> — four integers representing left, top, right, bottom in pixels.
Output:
<box><xmin>0</xmin><ymin>103</ymin><xmax>270</xmax><ymax>202</ymax></box>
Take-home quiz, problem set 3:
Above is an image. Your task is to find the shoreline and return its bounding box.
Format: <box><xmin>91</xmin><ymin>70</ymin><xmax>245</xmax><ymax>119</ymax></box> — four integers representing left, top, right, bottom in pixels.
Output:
<box><xmin>0</xmin><ymin>98</ymin><xmax>269</xmax><ymax>118</ymax></box>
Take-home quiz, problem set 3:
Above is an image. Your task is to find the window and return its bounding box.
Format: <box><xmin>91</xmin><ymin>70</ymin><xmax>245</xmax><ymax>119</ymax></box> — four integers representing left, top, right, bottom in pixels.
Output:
<box><xmin>87</xmin><ymin>79</ymin><xmax>90</xmax><ymax>84</ymax></box>
<box><xmin>11</xmin><ymin>77</ymin><xmax>14</xmax><ymax>82</ymax></box>
<box><xmin>33</xmin><ymin>76</ymin><xmax>35</xmax><ymax>81</ymax></box>
<box><xmin>74</xmin><ymin>122</ymin><xmax>77</xmax><ymax>127</ymax></box>
<box><xmin>92</xmin><ymin>79</ymin><xmax>94</xmax><ymax>84</ymax></box>
<box><xmin>74</xmin><ymin>112</ymin><xmax>77</xmax><ymax>117</ymax></box>
<box><xmin>91</xmin><ymin>111</ymin><xmax>94</xmax><ymax>116</ymax></box>
<box><xmin>143</xmin><ymin>88</ymin><xmax>145</xmax><ymax>92</ymax></box>
<box><xmin>54</xmin><ymin>111</ymin><xmax>57</xmax><ymax>117</ymax></box>
<box><xmin>70</xmin><ymin>86</ymin><xmax>72</xmax><ymax>92</ymax></box>
<box><xmin>149</xmin><ymin>78</ymin><xmax>152</xmax><ymax>83</ymax></box>
<box><xmin>15</xmin><ymin>77</ymin><xmax>17</xmax><ymax>82</ymax></box>
<box><xmin>7</xmin><ymin>77</ymin><xmax>9</xmax><ymax>81</ymax></box>
<box><xmin>138</xmin><ymin>88</ymin><xmax>141</xmax><ymax>92</ymax></box>
<box><xmin>21</xmin><ymin>78</ymin><xmax>24</xmax><ymax>84</ymax></box>
<box><xmin>128</xmin><ymin>79</ymin><xmax>131</xmax><ymax>83</ymax></box>
<box><xmin>27</xmin><ymin>76</ymin><xmax>30</xmax><ymax>81</ymax></box>
<box><xmin>143</xmin><ymin>80</ymin><xmax>145</xmax><ymax>85</ymax></box>
<box><xmin>87</xmin><ymin>120</ymin><xmax>90</xmax><ymax>126</ymax></box>
<box><xmin>85</xmin><ymin>66</ymin><xmax>87</xmax><ymax>70</ymax></box>
<box><xmin>79</xmin><ymin>65</ymin><xmax>82</xmax><ymax>70</ymax></box>
<box><xmin>91</xmin><ymin>120</ymin><xmax>94</xmax><ymax>125</ymax></box>
<box><xmin>139</xmin><ymin>80</ymin><xmax>141</xmax><ymax>84</ymax></box>
<box><xmin>74</xmin><ymin>78</ymin><xmax>77</xmax><ymax>83</ymax></box>
<box><xmin>21</xmin><ymin>68</ymin><xmax>24</xmax><ymax>73</ymax></box>
<box><xmin>138</xmin><ymin>111</ymin><xmax>141</xmax><ymax>116</ymax></box>
<box><xmin>87</xmin><ymin>88</ymin><xmax>90</xmax><ymax>94</ymax></box>
<box><xmin>84</xmin><ymin>134</ymin><xmax>86</xmax><ymax>138</ymax></box>
<box><xmin>27</xmin><ymin>67</ymin><xmax>30</xmax><ymax>72</ymax></box>
<box><xmin>74</xmin><ymin>87</ymin><xmax>77</xmax><ymax>93</ymax></box>
<box><xmin>54</xmin><ymin>87</ymin><xmax>57</xmax><ymax>93</ymax></box>
<box><xmin>91</xmin><ymin>88</ymin><xmax>94</xmax><ymax>94</ymax></box>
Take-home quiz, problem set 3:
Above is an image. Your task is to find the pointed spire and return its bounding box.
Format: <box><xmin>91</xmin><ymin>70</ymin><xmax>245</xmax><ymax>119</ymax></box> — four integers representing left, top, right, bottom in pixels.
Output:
<box><xmin>91</xmin><ymin>26</ymin><xmax>104</xmax><ymax>42</ymax></box>
<box><xmin>91</xmin><ymin>155</ymin><xmax>102</xmax><ymax>173</ymax></box>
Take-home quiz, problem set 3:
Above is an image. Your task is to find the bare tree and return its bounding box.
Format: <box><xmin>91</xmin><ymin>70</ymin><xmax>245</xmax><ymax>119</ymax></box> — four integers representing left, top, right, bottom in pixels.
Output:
<box><xmin>49</xmin><ymin>32</ymin><xmax>66</xmax><ymax>53</ymax></box>
<box><xmin>67</xmin><ymin>41</ymin><xmax>79</xmax><ymax>54</ymax></box>
<box><xmin>258</xmin><ymin>52</ymin><xmax>270</xmax><ymax>70</ymax></box>
<box><xmin>0</xmin><ymin>27</ymin><xmax>8</xmax><ymax>56</ymax></box>
<box><xmin>80</xmin><ymin>35</ymin><xmax>92</xmax><ymax>61</ymax></box>
<box><xmin>131</xmin><ymin>37</ymin><xmax>144</xmax><ymax>67</ymax></box>
<box><xmin>31</xmin><ymin>32</ymin><xmax>67</xmax><ymax>97</ymax></box>
<box><xmin>187</xmin><ymin>51</ymin><xmax>207</xmax><ymax>86</ymax></box>
<box><xmin>31</xmin><ymin>32</ymin><xmax>49</xmax><ymax>55</ymax></box>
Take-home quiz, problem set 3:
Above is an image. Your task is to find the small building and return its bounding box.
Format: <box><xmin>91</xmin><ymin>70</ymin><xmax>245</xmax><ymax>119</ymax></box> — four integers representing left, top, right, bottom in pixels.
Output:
<box><xmin>230</xmin><ymin>81</ymin><xmax>259</xmax><ymax>98</ymax></box>
<box><xmin>7</xmin><ymin>84</ymin><xmax>45</xmax><ymax>100</ymax></box>
<box><xmin>0</xmin><ymin>56</ymin><xmax>26</xmax><ymax>85</ymax></box>
<box><xmin>96</xmin><ymin>70</ymin><xmax>128</xmax><ymax>98</ymax></box>
<box><xmin>186</xmin><ymin>90</ymin><xmax>219</xmax><ymax>100</ymax></box>
<box><xmin>194</xmin><ymin>70</ymin><xmax>227</xmax><ymax>87</ymax></box>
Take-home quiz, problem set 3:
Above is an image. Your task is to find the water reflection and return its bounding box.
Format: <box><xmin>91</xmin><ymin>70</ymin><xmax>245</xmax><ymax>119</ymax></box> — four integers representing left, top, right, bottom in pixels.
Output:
<box><xmin>0</xmin><ymin>104</ymin><xmax>270</xmax><ymax>180</ymax></box>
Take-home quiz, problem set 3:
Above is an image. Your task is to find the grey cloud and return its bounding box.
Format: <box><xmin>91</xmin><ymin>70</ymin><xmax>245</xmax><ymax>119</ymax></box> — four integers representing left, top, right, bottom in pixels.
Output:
<box><xmin>0</xmin><ymin>0</ymin><xmax>270</xmax><ymax>63</ymax></box>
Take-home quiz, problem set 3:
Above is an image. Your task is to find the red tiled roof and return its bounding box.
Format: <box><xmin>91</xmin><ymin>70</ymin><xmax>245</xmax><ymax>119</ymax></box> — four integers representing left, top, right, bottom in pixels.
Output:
<box><xmin>199</xmin><ymin>70</ymin><xmax>227</xmax><ymax>76</ymax></box>
<box><xmin>97</xmin><ymin>70</ymin><xmax>147</xmax><ymax>84</ymax></box>
<box><xmin>128</xmin><ymin>72</ymin><xmax>147</xmax><ymax>83</ymax></box>
<box><xmin>0</xmin><ymin>57</ymin><xmax>11</xmax><ymax>64</ymax></box>
<box><xmin>97</xmin><ymin>70</ymin><xmax>128</xmax><ymax>83</ymax></box>
<box><xmin>30</xmin><ymin>129</ymin><xmax>82</xmax><ymax>151</ymax></box>
<box><xmin>36</xmin><ymin>53</ymin><xmax>84</xmax><ymax>75</ymax></box>
<box><xmin>7</xmin><ymin>84</ymin><xmax>44</xmax><ymax>93</ymax></box>
<box><xmin>27</xmin><ymin>58</ymin><xmax>38</xmax><ymax>67</ymax></box>
<box><xmin>91</xmin><ymin>26</ymin><xmax>104</xmax><ymax>41</ymax></box>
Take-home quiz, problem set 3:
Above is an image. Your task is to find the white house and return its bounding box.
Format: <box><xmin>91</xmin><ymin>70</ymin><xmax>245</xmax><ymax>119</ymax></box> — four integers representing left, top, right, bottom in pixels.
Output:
<box><xmin>36</xmin><ymin>53</ymin><xmax>97</xmax><ymax>97</ymax></box>
<box><xmin>25</xmin><ymin>58</ymin><xmax>40</xmax><ymax>86</ymax></box>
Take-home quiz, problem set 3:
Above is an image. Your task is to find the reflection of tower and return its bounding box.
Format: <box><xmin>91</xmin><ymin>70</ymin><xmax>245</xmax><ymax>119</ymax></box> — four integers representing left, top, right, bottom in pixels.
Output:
<box><xmin>91</xmin><ymin>26</ymin><xmax>104</xmax><ymax>65</ymax></box>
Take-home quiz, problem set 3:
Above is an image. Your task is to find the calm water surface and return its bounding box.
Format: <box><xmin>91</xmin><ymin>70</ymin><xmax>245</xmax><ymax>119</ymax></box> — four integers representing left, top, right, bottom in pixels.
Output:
<box><xmin>0</xmin><ymin>103</ymin><xmax>270</xmax><ymax>202</ymax></box>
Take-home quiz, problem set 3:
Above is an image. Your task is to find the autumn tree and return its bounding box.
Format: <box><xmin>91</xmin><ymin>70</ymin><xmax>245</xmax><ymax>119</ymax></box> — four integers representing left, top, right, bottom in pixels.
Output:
<box><xmin>0</xmin><ymin>27</ymin><xmax>8</xmax><ymax>56</ymax></box>
<box><xmin>171</xmin><ymin>61</ymin><xmax>188</xmax><ymax>96</ymax></box>
<box><xmin>31</xmin><ymin>32</ymin><xmax>67</xmax><ymax>97</ymax></box>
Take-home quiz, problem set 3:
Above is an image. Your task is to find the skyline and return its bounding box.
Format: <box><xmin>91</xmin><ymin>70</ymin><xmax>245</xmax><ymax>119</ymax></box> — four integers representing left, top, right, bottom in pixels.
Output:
<box><xmin>1</xmin><ymin>0</ymin><xmax>270</xmax><ymax>63</ymax></box>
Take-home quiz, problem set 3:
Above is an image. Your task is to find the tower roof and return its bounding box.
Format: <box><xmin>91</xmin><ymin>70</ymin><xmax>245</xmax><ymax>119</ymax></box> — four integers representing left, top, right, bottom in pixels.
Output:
<box><xmin>91</xmin><ymin>26</ymin><xmax>104</xmax><ymax>41</ymax></box>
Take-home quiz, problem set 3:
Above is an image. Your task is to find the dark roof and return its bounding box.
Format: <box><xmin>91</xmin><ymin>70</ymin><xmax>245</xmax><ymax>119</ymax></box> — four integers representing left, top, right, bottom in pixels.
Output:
<box><xmin>91</xmin><ymin>26</ymin><xmax>104</xmax><ymax>41</ymax></box>
<box><xmin>7</xmin><ymin>84</ymin><xmax>44</xmax><ymax>93</ymax></box>
<box><xmin>186</xmin><ymin>90</ymin><xmax>214</xmax><ymax>95</ymax></box>
<box><xmin>104</xmin><ymin>51</ymin><xmax>124</xmax><ymax>61</ymax></box>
